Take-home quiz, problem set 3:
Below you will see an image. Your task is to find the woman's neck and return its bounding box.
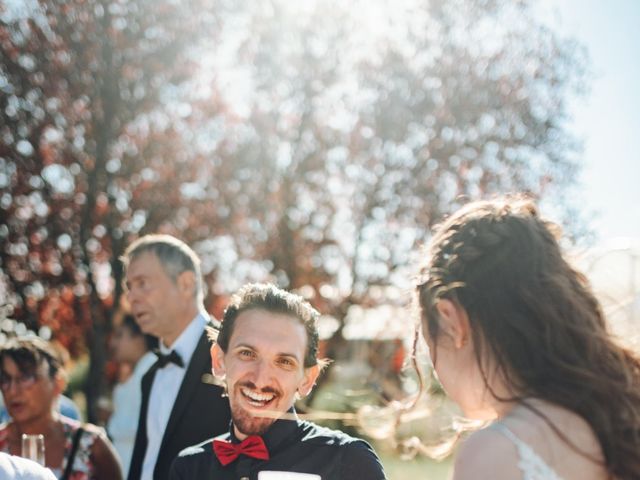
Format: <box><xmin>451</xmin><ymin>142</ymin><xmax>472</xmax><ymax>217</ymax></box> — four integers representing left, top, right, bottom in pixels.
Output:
<box><xmin>493</xmin><ymin>398</ymin><xmax>520</xmax><ymax>419</ymax></box>
<box><xmin>479</xmin><ymin>376</ymin><xmax>523</xmax><ymax>420</ymax></box>
<box><xmin>13</xmin><ymin>410</ymin><xmax>60</xmax><ymax>437</ymax></box>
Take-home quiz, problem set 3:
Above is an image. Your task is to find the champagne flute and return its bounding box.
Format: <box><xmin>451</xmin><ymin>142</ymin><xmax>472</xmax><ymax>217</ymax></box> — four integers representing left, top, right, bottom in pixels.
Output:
<box><xmin>21</xmin><ymin>433</ymin><xmax>46</xmax><ymax>466</ymax></box>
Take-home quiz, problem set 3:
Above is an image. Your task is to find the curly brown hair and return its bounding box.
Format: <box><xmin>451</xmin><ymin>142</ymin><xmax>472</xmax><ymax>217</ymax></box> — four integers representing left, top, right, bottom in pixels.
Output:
<box><xmin>416</xmin><ymin>196</ymin><xmax>640</xmax><ymax>479</ymax></box>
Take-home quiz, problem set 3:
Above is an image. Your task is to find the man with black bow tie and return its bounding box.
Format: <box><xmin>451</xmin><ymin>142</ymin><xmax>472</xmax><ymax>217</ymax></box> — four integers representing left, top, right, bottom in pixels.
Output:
<box><xmin>123</xmin><ymin>235</ymin><xmax>230</xmax><ymax>480</ymax></box>
<box><xmin>169</xmin><ymin>283</ymin><xmax>386</xmax><ymax>480</ymax></box>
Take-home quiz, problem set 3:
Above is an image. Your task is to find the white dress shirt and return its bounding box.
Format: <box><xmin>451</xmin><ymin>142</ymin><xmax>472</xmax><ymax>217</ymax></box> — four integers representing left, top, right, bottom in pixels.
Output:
<box><xmin>107</xmin><ymin>351</ymin><xmax>157</xmax><ymax>478</ymax></box>
<box><xmin>140</xmin><ymin>313</ymin><xmax>207</xmax><ymax>480</ymax></box>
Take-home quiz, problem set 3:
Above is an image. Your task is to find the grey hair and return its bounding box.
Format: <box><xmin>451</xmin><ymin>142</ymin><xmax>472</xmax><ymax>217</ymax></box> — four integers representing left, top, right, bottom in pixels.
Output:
<box><xmin>121</xmin><ymin>234</ymin><xmax>204</xmax><ymax>304</ymax></box>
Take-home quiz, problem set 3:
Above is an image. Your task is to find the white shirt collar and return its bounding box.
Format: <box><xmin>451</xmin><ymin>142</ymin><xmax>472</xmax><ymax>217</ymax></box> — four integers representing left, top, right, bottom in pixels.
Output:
<box><xmin>133</xmin><ymin>351</ymin><xmax>157</xmax><ymax>377</ymax></box>
<box><xmin>159</xmin><ymin>312</ymin><xmax>208</xmax><ymax>366</ymax></box>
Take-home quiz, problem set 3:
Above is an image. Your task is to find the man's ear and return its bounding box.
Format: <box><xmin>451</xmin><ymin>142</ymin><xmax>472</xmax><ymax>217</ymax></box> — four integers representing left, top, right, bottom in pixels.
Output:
<box><xmin>297</xmin><ymin>364</ymin><xmax>320</xmax><ymax>398</ymax></box>
<box><xmin>435</xmin><ymin>299</ymin><xmax>470</xmax><ymax>349</ymax></box>
<box><xmin>177</xmin><ymin>270</ymin><xmax>197</xmax><ymax>299</ymax></box>
<box><xmin>210</xmin><ymin>343</ymin><xmax>226</xmax><ymax>379</ymax></box>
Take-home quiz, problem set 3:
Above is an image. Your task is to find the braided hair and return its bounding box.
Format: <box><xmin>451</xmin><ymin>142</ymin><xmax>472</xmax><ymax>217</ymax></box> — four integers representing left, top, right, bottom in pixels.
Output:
<box><xmin>416</xmin><ymin>196</ymin><xmax>640</xmax><ymax>479</ymax></box>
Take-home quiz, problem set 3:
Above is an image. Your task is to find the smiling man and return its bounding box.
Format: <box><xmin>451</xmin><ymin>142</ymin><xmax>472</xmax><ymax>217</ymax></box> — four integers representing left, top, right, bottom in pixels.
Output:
<box><xmin>169</xmin><ymin>283</ymin><xmax>387</xmax><ymax>480</ymax></box>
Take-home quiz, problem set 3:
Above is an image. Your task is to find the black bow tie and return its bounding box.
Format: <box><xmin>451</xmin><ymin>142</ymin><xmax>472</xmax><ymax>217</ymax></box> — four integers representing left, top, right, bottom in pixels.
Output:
<box><xmin>153</xmin><ymin>349</ymin><xmax>184</xmax><ymax>368</ymax></box>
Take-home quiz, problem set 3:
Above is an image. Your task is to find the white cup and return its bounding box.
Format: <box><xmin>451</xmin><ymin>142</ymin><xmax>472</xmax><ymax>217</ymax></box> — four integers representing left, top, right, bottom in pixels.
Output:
<box><xmin>258</xmin><ymin>472</ymin><xmax>321</xmax><ymax>479</ymax></box>
<box><xmin>21</xmin><ymin>433</ymin><xmax>46</xmax><ymax>466</ymax></box>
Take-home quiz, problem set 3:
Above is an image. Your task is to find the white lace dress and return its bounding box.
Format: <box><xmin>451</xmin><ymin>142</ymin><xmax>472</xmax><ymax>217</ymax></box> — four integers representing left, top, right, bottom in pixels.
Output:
<box><xmin>492</xmin><ymin>423</ymin><xmax>564</xmax><ymax>480</ymax></box>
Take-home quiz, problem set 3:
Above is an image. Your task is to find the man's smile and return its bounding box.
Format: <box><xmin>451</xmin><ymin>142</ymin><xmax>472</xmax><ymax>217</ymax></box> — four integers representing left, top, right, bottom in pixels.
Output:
<box><xmin>239</xmin><ymin>386</ymin><xmax>278</xmax><ymax>408</ymax></box>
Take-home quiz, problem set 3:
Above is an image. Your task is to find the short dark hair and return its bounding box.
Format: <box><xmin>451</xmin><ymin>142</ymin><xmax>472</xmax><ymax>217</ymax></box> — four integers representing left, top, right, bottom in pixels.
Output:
<box><xmin>0</xmin><ymin>336</ymin><xmax>63</xmax><ymax>380</ymax></box>
<box><xmin>121</xmin><ymin>234</ymin><xmax>204</xmax><ymax>303</ymax></box>
<box><xmin>210</xmin><ymin>283</ymin><xmax>323</xmax><ymax>369</ymax></box>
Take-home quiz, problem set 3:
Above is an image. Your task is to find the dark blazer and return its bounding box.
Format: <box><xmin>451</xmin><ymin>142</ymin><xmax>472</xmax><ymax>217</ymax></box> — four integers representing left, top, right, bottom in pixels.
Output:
<box><xmin>128</xmin><ymin>329</ymin><xmax>231</xmax><ymax>480</ymax></box>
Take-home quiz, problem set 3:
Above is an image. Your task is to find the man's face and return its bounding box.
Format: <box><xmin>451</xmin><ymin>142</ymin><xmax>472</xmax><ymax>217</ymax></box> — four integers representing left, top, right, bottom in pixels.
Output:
<box><xmin>125</xmin><ymin>252</ymin><xmax>185</xmax><ymax>345</ymax></box>
<box><xmin>211</xmin><ymin>309</ymin><xmax>319</xmax><ymax>439</ymax></box>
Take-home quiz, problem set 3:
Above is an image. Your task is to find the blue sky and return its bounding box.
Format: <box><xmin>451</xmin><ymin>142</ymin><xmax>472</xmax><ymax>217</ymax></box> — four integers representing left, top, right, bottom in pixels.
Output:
<box><xmin>546</xmin><ymin>0</ymin><xmax>640</xmax><ymax>243</ymax></box>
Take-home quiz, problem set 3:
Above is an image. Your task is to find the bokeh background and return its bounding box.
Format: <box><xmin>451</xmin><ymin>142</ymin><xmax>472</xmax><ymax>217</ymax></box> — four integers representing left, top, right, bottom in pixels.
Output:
<box><xmin>1</xmin><ymin>1</ymin><xmax>638</xmax><ymax>478</ymax></box>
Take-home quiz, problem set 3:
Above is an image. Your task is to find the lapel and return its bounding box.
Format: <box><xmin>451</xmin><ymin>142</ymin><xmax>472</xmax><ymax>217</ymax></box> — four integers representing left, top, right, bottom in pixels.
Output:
<box><xmin>127</xmin><ymin>359</ymin><xmax>160</xmax><ymax>480</ymax></box>
<box><xmin>159</xmin><ymin>329</ymin><xmax>210</xmax><ymax>451</ymax></box>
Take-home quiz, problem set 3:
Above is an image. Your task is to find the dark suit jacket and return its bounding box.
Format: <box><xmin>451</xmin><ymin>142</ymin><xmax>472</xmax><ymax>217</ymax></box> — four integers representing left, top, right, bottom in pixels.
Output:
<box><xmin>128</xmin><ymin>329</ymin><xmax>231</xmax><ymax>480</ymax></box>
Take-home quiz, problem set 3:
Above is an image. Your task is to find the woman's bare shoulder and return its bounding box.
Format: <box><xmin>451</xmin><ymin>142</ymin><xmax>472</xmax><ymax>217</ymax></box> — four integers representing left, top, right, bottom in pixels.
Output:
<box><xmin>452</xmin><ymin>427</ymin><xmax>522</xmax><ymax>480</ymax></box>
<box><xmin>502</xmin><ymin>400</ymin><xmax>606</xmax><ymax>479</ymax></box>
<box><xmin>506</xmin><ymin>400</ymin><xmax>601</xmax><ymax>455</ymax></box>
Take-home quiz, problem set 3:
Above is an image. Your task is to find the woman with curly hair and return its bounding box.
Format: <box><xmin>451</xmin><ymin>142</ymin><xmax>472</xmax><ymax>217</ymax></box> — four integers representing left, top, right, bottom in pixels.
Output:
<box><xmin>416</xmin><ymin>197</ymin><xmax>640</xmax><ymax>479</ymax></box>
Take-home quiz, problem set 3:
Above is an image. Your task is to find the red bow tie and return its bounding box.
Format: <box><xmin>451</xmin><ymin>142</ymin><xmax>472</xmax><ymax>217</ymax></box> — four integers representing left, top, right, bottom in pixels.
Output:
<box><xmin>213</xmin><ymin>435</ymin><xmax>270</xmax><ymax>466</ymax></box>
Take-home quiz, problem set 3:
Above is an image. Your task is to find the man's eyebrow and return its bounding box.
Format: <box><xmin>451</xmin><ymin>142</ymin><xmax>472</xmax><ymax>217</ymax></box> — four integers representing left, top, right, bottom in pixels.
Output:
<box><xmin>231</xmin><ymin>343</ymin><xmax>301</xmax><ymax>361</ymax></box>
<box><xmin>127</xmin><ymin>272</ymin><xmax>148</xmax><ymax>282</ymax></box>
<box><xmin>230</xmin><ymin>342</ymin><xmax>257</xmax><ymax>352</ymax></box>
<box><xmin>129</xmin><ymin>272</ymin><xmax>148</xmax><ymax>278</ymax></box>
<box><xmin>277</xmin><ymin>352</ymin><xmax>300</xmax><ymax>361</ymax></box>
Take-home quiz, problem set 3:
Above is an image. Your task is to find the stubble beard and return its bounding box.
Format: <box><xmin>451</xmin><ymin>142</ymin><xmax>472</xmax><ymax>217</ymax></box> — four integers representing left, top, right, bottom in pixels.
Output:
<box><xmin>230</xmin><ymin>382</ymin><xmax>281</xmax><ymax>437</ymax></box>
<box><xmin>231</xmin><ymin>402</ymin><xmax>275</xmax><ymax>437</ymax></box>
